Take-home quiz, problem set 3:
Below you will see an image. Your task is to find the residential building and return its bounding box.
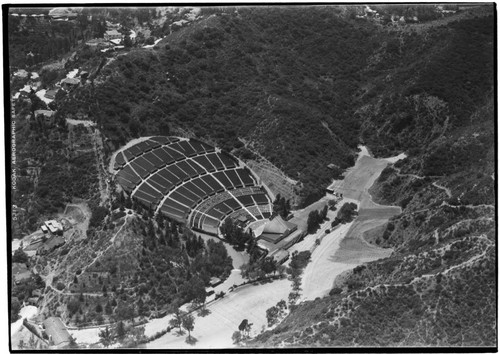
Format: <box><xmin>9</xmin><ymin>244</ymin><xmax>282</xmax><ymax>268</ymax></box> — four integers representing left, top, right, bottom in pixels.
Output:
<box><xmin>61</xmin><ymin>77</ymin><xmax>80</xmax><ymax>91</ymax></box>
<box><xmin>104</xmin><ymin>29</ymin><xmax>123</xmax><ymax>41</ymax></box>
<box><xmin>44</xmin><ymin>220</ymin><xmax>63</xmax><ymax>235</ymax></box>
<box><xmin>44</xmin><ymin>88</ymin><xmax>60</xmax><ymax>100</ymax></box>
<box><xmin>85</xmin><ymin>38</ymin><xmax>112</xmax><ymax>50</ymax></box>
<box><xmin>209</xmin><ymin>277</ymin><xmax>223</xmax><ymax>287</ymax></box>
<box><xmin>34</xmin><ymin>110</ymin><xmax>56</xmax><ymax>125</ymax></box>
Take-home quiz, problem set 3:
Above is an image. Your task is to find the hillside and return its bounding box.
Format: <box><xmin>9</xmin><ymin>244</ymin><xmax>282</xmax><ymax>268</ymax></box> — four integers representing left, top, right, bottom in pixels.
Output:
<box><xmin>245</xmin><ymin>6</ymin><xmax>496</xmax><ymax>348</ymax></box>
<box><xmin>59</xmin><ymin>6</ymin><xmax>390</xmax><ymax>205</ymax></box>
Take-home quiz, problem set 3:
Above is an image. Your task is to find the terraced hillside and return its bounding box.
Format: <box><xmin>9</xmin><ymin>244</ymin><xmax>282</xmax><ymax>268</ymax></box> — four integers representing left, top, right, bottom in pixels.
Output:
<box><xmin>112</xmin><ymin>136</ymin><xmax>273</xmax><ymax>235</ymax></box>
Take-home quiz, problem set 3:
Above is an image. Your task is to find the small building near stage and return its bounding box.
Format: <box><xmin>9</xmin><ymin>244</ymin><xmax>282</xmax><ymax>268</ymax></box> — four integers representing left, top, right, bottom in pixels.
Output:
<box><xmin>256</xmin><ymin>215</ymin><xmax>298</xmax><ymax>244</ymax></box>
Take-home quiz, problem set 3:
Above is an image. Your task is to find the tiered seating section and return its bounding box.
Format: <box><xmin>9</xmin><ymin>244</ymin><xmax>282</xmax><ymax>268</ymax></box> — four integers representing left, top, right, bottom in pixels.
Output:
<box><xmin>114</xmin><ymin>137</ymin><xmax>273</xmax><ymax>234</ymax></box>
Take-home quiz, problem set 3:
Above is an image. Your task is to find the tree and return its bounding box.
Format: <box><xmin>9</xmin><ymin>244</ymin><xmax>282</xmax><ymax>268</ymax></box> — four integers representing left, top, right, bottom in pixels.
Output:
<box><xmin>90</xmin><ymin>206</ymin><xmax>109</xmax><ymax>228</ymax></box>
<box><xmin>115</xmin><ymin>303</ymin><xmax>135</xmax><ymax>320</ymax></box>
<box><xmin>182</xmin><ymin>313</ymin><xmax>195</xmax><ymax>341</ymax></box>
<box><xmin>307</xmin><ymin>210</ymin><xmax>319</xmax><ymax>233</ymax></box>
<box><xmin>67</xmin><ymin>299</ymin><xmax>80</xmax><ymax>315</ymax></box>
<box><xmin>12</xmin><ymin>248</ymin><xmax>29</xmax><ymax>264</ymax></box>
<box><xmin>320</xmin><ymin>205</ymin><xmax>328</xmax><ymax>220</ymax></box>
<box><xmin>169</xmin><ymin>309</ymin><xmax>185</xmax><ymax>334</ymax></box>
<box><xmin>105</xmin><ymin>301</ymin><xmax>113</xmax><ymax>315</ymax></box>
<box><xmin>28</xmin><ymin>334</ymin><xmax>37</xmax><ymax>349</ymax></box>
<box><xmin>276</xmin><ymin>299</ymin><xmax>287</xmax><ymax>316</ymax></box>
<box><xmin>238</xmin><ymin>319</ymin><xmax>248</xmax><ymax>332</ymax></box>
<box><xmin>238</xmin><ymin>318</ymin><xmax>252</xmax><ymax>337</ymax></box>
<box><xmin>266</xmin><ymin>306</ymin><xmax>279</xmax><ymax>327</ymax></box>
<box><xmin>261</xmin><ymin>257</ymin><xmax>277</xmax><ymax>275</ymax></box>
<box><xmin>273</xmin><ymin>194</ymin><xmax>291</xmax><ymax>218</ymax></box>
<box><xmin>288</xmin><ymin>291</ymin><xmax>300</xmax><ymax>305</ymax></box>
<box><xmin>124</xmin><ymin>35</ymin><xmax>133</xmax><ymax>47</ymax></box>
<box><xmin>232</xmin><ymin>330</ymin><xmax>242</xmax><ymax>343</ymax></box>
<box><xmin>292</xmin><ymin>276</ymin><xmax>302</xmax><ymax>292</ymax></box>
<box><xmin>68</xmin><ymin>336</ymin><xmax>79</xmax><ymax>349</ymax></box>
<box><xmin>116</xmin><ymin>320</ymin><xmax>126</xmax><ymax>340</ymax></box>
<box><xmin>99</xmin><ymin>326</ymin><xmax>113</xmax><ymax>347</ymax></box>
<box><xmin>11</xmin><ymin>297</ymin><xmax>21</xmax><ymax>323</ymax></box>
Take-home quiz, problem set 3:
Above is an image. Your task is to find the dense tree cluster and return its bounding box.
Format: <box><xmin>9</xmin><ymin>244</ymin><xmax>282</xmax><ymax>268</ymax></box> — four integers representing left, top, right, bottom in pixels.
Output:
<box><xmin>306</xmin><ymin>205</ymin><xmax>328</xmax><ymax>233</ymax></box>
<box><xmin>12</xmin><ymin>118</ymin><xmax>99</xmax><ymax>234</ymax></box>
<box><xmin>272</xmin><ymin>194</ymin><xmax>291</xmax><ymax>219</ymax></box>
<box><xmin>219</xmin><ymin>218</ymin><xmax>260</xmax><ymax>258</ymax></box>
<box><xmin>65</xmin><ymin>216</ymin><xmax>232</xmax><ymax>326</ymax></box>
<box><xmin>331</xmin><ymin>203</ymin><xmax>357</xmax><ymax>227</ymax></box>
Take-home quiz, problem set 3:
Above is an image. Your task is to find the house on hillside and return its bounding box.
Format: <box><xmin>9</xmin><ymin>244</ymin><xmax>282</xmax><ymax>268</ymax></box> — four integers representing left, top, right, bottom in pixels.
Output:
<box><xmin>27</xmin><ymin>296</ymin><xmax>39</xmax><ymax>306</ymax></box>
<box><xmin>105</xmin><ymin>21</ymin><xmax>121</xmax><ymax>30</ymax></box>
<box><xmin>256</xmin><ymin>215</ymin><xmax>298</xmax><ymax>244</ymax></box>
<box><xmin>79</xmin><ymin>71</ymin><xmax>89</xmax><ymax>80</ymax></box>
<box><xmin>61</xmin><ymin>77</ymin><xmax>80</xmax><ymax>91</ymax></box>
<box><xmin>13</xmin><ymin>90</ymin><xmax>30</xmax><ymax>102</ymax></box>
<box><xmin>209</xmin><ymin>277</ymin><xmax>223</xmax><ymax>287</ymax></box>
<box><xmin>13</xmin><ymin>69</ymin><xmax>29</xmax><ymax>79</ymax></box>
<box><xmin>44</xmin><ymin>88</ymin><xmax>60</xmax><ymax>100</ymax></box>
<box><xmin>44</xmin><ymin>220</ymin><xmax>63</xmax><ymax>235</ymax></box>
<box><xmin>85</xmin><ymin>38</ymin><xmax>112</xmax><ymax>51</ymax></box>
<box><xmin>43</xmin><ymin>317</ymin><xmax>72</xmax><ymax>348</ymax></box>
<box><xmin>104</xmin><ymin>29</ymin><xmax>123</xmax><ymax>41</ymax></box>
<box><xmin>34</xmin><ymin>110</ymin><xmax>56</xmax><ymax>125</ymax></box>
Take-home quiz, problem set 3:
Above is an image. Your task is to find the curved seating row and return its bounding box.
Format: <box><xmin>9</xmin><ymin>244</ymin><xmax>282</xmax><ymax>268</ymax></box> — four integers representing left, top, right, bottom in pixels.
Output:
<box><xmin>114</xmin><ymin>137</ymin><xmax>271</xmax><ymax>234</ymax></box>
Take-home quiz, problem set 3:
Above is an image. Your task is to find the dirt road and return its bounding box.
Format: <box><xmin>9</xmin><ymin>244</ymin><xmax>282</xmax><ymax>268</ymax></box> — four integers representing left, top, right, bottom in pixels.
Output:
<box><xmin>147</xmin><ymin>278</ymin><xmax>291</xmax><ymax>349</ymax></box>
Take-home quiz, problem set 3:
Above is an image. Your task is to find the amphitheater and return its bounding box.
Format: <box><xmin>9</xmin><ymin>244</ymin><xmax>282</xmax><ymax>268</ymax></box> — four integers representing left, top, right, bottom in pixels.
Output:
<box><xmin>112</xmin><ymin>136</ymin><xmax>273</xmax><ymax>235</ymax></box>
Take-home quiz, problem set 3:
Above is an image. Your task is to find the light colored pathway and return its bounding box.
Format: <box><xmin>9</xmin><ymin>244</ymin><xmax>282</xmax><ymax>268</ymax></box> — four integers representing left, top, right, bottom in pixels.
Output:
<box><xmin>146</xmin><ymin>278</ymin><xmax>291</xmax><ymax>349</ymax></box>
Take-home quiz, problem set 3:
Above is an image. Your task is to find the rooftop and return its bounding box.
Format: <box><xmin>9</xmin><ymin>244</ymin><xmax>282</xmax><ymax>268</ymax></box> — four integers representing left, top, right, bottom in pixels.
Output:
<box><xmin>44</xmin><ymin>88</ymin><xmax>60</xmax><ymax>98</ymax></box>
<box><xmin>261</xmin><ymin>215</ymin><xmax>296</xmax><ymax>235</ymax></box>
<box><xmin>105</xmin><ymin>29</ymin><xmax>122</xmax><ymax>36</ymax></box>
<box><xmin>270</xmin><ymin>249</ymin><xmax>289</xmax><ymax>263</ymax></box>
<box><xmin>62</xmin><ymin>77</ymin><xmax>80</xmax><ymax>85</ymax></box>
<box><xmin>43</xmin><ymin>317</ymin><xmax>71</xmax><ymax>346</ymax></box>
<box><xmin>34</xmin><ymin>110</ymin><xmax>56</xmax><ymax>117</ymax></box>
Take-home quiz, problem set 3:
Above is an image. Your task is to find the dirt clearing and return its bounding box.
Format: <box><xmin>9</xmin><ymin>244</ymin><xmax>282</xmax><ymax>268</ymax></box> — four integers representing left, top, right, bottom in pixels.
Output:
<box><xmin>147</xmin><ymin>278</ymin><xmax>291</xmax><ymax>349</ymax></box>
<box><xmin>300</xmin><ymin>147</ymin><xmax>405</xmax><ymax>301</ymax></box>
